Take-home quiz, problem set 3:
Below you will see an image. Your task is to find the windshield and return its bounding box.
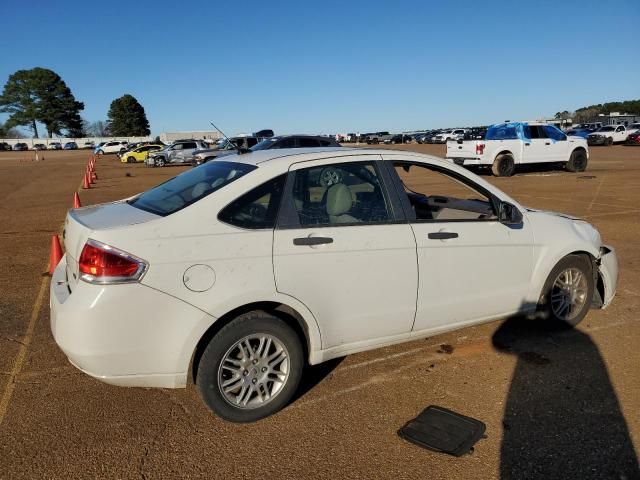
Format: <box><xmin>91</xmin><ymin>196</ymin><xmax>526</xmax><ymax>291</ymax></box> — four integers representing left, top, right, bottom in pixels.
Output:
<box><xmin>597</xmin><ymin>127</ymin><xmax>615</xmax><ymax>132</ymax></box>
<box><xmin>250</xmin><ymin>138</ymin><xmax>278</xmax><ymax>151</ymax></box>
<box><xmin>129</xmin><ymin>161</ymin><xmax>256</xmax><ymax>216</ymax></box>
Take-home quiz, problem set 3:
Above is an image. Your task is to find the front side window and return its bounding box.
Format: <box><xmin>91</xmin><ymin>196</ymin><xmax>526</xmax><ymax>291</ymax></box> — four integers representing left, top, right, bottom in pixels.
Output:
<box><xmin>129</xmin><ymin>161</ymin><xmax>256</xmax><ymax>216</ymax></box>
<box><xmin>543</xmin><ymin>125</ymin><xmax>567</xmax><ymax>141</ymax></box>
<box><xmin>290</xmin><ymin>162</ymin><xmax>390</xmax><ymax>227</ymax></box>
<box><xmin>393</xmin><ymin>162</ymin><xmax>496</xmax><ymax>221</ymax></box>
<box><xmin>218</xmin><ymin>175</ymin><xmax>286</xmax><ymax>229</ymax></box>
<box><xmin>299</xmin><ymin>138</ymin><xmax>320</xmax><ymax>148</ymax></box>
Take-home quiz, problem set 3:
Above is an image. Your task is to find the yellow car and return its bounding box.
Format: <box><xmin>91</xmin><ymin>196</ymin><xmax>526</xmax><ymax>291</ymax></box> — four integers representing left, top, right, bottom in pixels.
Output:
<box><xmin>120</xmin><ymin>144</ymin><xmax>164</xmax><ymax>163</ymax></box>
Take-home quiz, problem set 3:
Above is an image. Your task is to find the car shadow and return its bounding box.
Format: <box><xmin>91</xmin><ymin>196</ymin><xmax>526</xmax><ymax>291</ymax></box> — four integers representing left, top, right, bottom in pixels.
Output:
<box><xmin>470</xmin><ymin>163</ymin><xmax>570</xmax><ymax>177</ymax></box>
<box><xmin>492</xmin><ymin>316</ymin><xmax>639</xmax><ymax>479</ymax></box>
<box><xmin>291</xmin><ymin>357</ymin><xmax>344</xmax><ymax>403</ymax></box>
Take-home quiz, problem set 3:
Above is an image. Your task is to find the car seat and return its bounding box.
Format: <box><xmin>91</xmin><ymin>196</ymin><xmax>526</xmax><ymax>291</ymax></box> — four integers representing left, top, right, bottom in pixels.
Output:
<box><xmin>326</xmin><ymin>183</ymin><xmax>358</xmax><ymax>224</ymax></box>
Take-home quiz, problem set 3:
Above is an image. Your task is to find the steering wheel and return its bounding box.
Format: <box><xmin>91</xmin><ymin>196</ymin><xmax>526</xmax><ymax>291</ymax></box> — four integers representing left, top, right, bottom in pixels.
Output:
<box><xmin>319</xmin><ymin>167</ymin><xmax>343</xmax><ymax>187</ymax></box>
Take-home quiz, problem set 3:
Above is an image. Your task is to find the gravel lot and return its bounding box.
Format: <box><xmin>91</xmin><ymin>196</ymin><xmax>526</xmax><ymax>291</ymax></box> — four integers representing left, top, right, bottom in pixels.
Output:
<box><xmin>0</xmin><ymin>145</ymin><xmax>638</xmax><ymax>479</ymax></box>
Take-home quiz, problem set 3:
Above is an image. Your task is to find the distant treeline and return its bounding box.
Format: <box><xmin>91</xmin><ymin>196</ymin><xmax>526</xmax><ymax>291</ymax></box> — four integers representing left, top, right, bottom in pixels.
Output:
<box><xmin>576</xmin><ymin>100</ymin><xmax>640</xmax><ymax>115</ymax></box>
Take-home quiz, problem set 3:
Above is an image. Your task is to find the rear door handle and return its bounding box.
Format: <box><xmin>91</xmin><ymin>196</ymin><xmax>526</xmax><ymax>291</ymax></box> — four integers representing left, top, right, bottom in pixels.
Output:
<box><xmin>293</xmin><ymin>236</ymin><xmax>333</xmax><ymax>246</ymax></box>
<box><xmin>428</xmin><ymin>232</ymin><xmax>458</xmax><ymax>240</ymax></box>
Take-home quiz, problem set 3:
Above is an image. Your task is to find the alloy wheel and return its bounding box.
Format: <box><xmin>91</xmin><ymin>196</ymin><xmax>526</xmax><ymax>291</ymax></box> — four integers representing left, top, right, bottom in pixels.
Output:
<box><xmin>218</xmin><ymin>334</ymin><xmax>290</xmax><ymax>409</ymax></box>
<box><xmin>550</xmin><ymin>267</ymin><xmax>588</xmax><ymax>321</ymax></box>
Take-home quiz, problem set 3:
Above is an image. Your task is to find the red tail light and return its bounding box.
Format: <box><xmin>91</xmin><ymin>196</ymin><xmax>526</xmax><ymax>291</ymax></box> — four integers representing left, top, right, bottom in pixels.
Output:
<box><xmin>79</xmin><ymin>239</ymin><xmax>147</xmax><ymax>284</ymax></box>
<box><xmin>476</xmin><ymin>143</ymin><xmax>486</xmax><ymax>155</ymax></box>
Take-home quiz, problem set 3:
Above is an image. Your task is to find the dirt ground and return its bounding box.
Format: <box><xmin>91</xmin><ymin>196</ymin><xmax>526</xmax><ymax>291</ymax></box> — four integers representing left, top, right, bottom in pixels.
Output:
<box><xmin>0</xmin><ymin>144</ymin><xmax>638</xmax><ymax>479</ymax></box>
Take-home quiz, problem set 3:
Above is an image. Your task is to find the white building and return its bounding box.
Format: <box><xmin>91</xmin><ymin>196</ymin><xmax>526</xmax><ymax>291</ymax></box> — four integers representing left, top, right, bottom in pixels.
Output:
<box><xmin>159</xmin><ymin>131</ymin><xmax>221</xmax><ymax>143</ymax></box>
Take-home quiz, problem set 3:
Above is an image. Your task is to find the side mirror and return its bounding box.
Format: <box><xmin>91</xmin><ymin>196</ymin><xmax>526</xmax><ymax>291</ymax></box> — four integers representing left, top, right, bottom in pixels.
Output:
<box><xmin>498</xmin><ymin>201</ymin><xmax>523</xmax><ymax>225</ymax></box>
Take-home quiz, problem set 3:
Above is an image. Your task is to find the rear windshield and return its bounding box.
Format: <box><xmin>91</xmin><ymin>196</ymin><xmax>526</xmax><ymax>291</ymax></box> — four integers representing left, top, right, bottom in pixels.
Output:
<box><xmin>485</xmin><ymin>125</ymin><xmax>519</xmax><ymax>140</ymax></box>
<box><xmin>129</xmin><ymin>161</ymin><xmax>256</xmax><ymax>216</ymax></box>
<box><xmin>251</xmin><ymin>138</ymin><xmax>278</xmax><ymax>151</ymax></box>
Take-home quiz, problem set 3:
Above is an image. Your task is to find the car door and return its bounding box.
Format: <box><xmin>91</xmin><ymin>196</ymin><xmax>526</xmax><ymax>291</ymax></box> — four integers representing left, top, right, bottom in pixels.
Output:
<box><xmin>615</xmin><ymin>126</ymin><xmax>626</xmax><ymax>142</ymax></box>
<box><xmin>272</xmin><ymin>155</ymin><xmax>418</xmax><ymax>350</ymax></box>
<box><xmin>523</xmin><ymin>125</ymin><xmax>553</xmax><ymax>163</ymax></box>
<box><xmin>543</xmin><ymin>125</ymin><xmax>570</xmax><ymax>162</ymax></box>
<box><xmin>382</xmin><ymin>154</ymin><xmax>534</xmax><ymax>334</ymax></box>
<box><xmin>167</xmin><ymin>143</ymin><xmax>183</xmax><ymax>163</ymax></box>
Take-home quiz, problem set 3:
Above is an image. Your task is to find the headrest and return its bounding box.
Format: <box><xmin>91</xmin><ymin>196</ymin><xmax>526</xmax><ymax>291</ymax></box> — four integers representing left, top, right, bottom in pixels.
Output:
<box><xmin>326</xmin><ymin>183</ymin><xmax>353</xmax><ymax>216</ymax></box>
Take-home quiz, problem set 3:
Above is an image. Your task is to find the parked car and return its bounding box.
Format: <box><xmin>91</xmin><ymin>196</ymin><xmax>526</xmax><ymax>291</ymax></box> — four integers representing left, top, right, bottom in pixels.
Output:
<box><xmin>95</xmin><ymin>141</ymin><xmax>128</xmax><ymax>155</ymax></box>
<box><xmin>626</xmin><ymin>131</ymin><xmax>640</xmax><ymax>146</ymax></box>
<box><xmin>64</xmin><ymin>142</ymin><xmax>78</xmax><ymax>150</ymax></box>
<box><xmin>626</xmin><ymin>123</ymin><xmax>640</xmax><ymax>133</ymax></box>
<box><xmin>191</xmin><ymin>137</ymin><xmax>260</xmax><ymax>166</ymax></box>
<box><xmin>51</xmin><ymin>147</ymin><xmax>618</xmax><ymax>422</ymax></box>
<box><xmin>13</xmin><ymin>143</ymin><xmax>28</xmax><ymax>151</ymax></box>
<box><xmin>420</xmin><ymin>130</ymin><xmax>442</xmax><ymax>144</ymax></box>
<box><xmin>48</xmin><ymin>142</ymin><xmax>62</xmax><ymax>150</ymax></box>
<box><xmin>251</xmin><ymin>135</ymin><xmax>341</xmax><ymax>150</ymax></box>
<box><xmin>33</xmin><ymin>143</ymin><xmax>47</xmax><ymax>150</ymax></box>
<box><xmin>433</xmin><ymin>129</ymin><xmax>467</xmax><ymax>144</ymax></box>
<box><xmin>465</xmin><ymin>127</ymin><xmax>487</xmax><ymax>140</ymax></box>
<box><xmin>365</xmin><ymin>131</ymin><xmax>391</xmax><ymax>144</ymax></box>
<box><xmin>0</xmin><ymin>142</ymin><xmax>11</xmax><ymax>151</ymax></box>
<box><xmin>83</xmin><ymin>141</ymin><xmax>95</xmax><ymax>149</ymax></box>
<box><xmin>446</xmin><ymin>122</ymin><xmax>589</xmax><ymax>176</ymax></box>
<box><xmin>587</xmin><ymin>125</ymin><xmax>631</xmax><ymax>146</ymax></box>
<box><xmin>147</xmin><ymin>139</ymin><xmax>211</xmax><ymax>167</ymax></box>
<box><xmin>564</xmin><ymin>128</ymin><xmax>593</xmax><ymax>139</ymax></box>
<box><xmin>384</xmin><ymin>134</ymin><xmax>413</xmax><ymax>144</ymax></box>
<box><xmin>120</xmin><ymin>144</ymin><xmax>165</xmax><ymax>163</ymax></box>
<box><xmin>574</xmin><ymin>122</ymin><xmax>603</xmax><ymax>131</ymax></box>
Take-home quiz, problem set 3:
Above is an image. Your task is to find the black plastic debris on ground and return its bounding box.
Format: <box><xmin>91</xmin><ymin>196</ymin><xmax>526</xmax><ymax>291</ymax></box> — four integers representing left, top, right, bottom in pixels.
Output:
<box><xmin>398</xmin><ymin>406</ymin><xmax>486</xmax><ymax>457</ymax></box>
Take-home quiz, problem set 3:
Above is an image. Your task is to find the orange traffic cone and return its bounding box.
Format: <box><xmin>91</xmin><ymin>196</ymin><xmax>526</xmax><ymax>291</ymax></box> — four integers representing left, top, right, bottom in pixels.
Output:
<box><xmin>89</xmin><ymin>170</ymin><xmax>95</xmax><ymax>184</ymax></box>
<box><xmin>91</xmin><ymin>170</ymin><xmax>97</xmax><ymax>181</ymax></box>
<box><xmin>82</xmin><ymin>173</ymin><xmax>91</xmax><ymax>189</ymax></box>
<box><xmin>73</xmin><ymin>192</ymin><xmax>82</xmax><ymax>208</ymax></box>
<box><xmin>49</xmin><ymin>235</ymin><xmax>63</xmax><ymax>275</ymax></box>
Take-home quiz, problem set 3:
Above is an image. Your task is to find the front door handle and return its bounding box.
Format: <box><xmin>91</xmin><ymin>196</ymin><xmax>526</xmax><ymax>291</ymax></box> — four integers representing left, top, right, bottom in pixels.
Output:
<box><xmin>428</xmin><ymin>232</ymin><xmax>458</xmax><ymax>240</ymax></box>
<box><xmin>293</xmin><ymin>236</ymin><xmax>333</xmax><ymax>246</ymax></box>
<box><xmin>545</xmin><ymin>142</ymin><xmax>551</xmax><ymax>145</ymax></box>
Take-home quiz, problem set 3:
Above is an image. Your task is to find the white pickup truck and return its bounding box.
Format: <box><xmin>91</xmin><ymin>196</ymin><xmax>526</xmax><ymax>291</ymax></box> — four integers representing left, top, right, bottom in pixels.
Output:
<box><xmin>445</xmin><ymin>122</ymin><xmax>589</xmax><ymax>176</ymax></box>
<box><xmin>587</xmin><ymin>125</ymin><xmax>632</xmax><ymax>146</ymax></box>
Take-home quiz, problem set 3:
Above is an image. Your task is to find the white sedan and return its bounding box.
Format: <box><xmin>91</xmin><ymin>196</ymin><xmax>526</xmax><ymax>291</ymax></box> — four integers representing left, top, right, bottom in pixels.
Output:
<box><xmin>50</xmin><ymin>148</ymin><xmax>618</xmax><ymax>422</ymax></box>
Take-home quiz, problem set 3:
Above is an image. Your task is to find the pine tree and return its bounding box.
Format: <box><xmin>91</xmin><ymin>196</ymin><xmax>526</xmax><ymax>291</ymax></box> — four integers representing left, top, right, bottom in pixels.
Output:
<box><xmin>107</xmin><ymin>94</ymin><xmax>150</xmax><ymax>136</ymax></box>
<box><xmin>0</xmin><ymin>68</ymin><xmax>84</xmax><ymax>138</ymax></box>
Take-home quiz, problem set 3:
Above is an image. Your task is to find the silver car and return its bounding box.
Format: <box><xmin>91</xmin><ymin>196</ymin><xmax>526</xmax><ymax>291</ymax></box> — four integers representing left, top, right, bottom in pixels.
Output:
<box><xmin>147</xmin><ymin>140</ymin><xmax>211</xmax><ymax>167</ymax></box>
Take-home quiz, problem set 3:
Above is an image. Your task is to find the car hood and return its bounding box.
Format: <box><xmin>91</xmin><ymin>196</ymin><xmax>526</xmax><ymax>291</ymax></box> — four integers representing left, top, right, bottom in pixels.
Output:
<box><xmin>526</xmin><ymin>208</ymin><xmax>601</xmax><ymax>246</ymax></box>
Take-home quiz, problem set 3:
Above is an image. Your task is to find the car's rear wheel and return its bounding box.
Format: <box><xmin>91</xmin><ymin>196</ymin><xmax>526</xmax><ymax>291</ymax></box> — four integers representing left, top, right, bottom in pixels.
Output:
<box><xmin>565</xmin><ymin>149</ymin><xmax>588</xmax><ymax>172</ymax></box>
<box><xmin>491</xmin><ymin>153</ymin><xmax>515</xmax><ymax>177</ymax></box>
<box><xmin>127</xmin><ymin>156</ymin><xmax>135</xmax><ymax>163</ymax></box>
<box><xmin>97</xmin><ymin>150</ymin><xmax>104</xmax><ymax>155</ymax></box>
<box><xmin>537</xmin><ymin>254</ymin><xmax>594</xmax><ymax>327</ymax></box>
<box><xmin>196</xmin><ymin>311</ymin><xmax>304</xmax><ymax>423</ymax></box>
<box><xmin>606</xmin><ymin>137</ymin><xmax>613</xmax><ymax>146</ymax></box>
<box><xmin>373</xmin><ymin>138</ymin><xmax>379</xmax><ymax>144</ymax></box>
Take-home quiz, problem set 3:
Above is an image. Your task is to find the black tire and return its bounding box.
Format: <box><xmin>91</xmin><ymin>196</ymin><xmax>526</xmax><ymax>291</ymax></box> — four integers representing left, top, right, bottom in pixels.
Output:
<box><xmin>606</xmin><ymin>137</ymin><xmax>613</xmax><ymax>146</ymax></box>
<box><xmin>127</xmin><ymin>156</ymin><xmax>135</xmax><ymax>164</ymax></box>
<box><xmin>537</xmin><ymin>254</ymin><xmax>594</xmax><ymax>328</ymax></box>
<box><xmin>566</xmin><ymin>149</ymin><xmax>588</xmax><ymax>172</ymax></box>
<box><xmin>97</xmin><ymin>150</ymin><xmax>104</xmax><ymax>155</ymax></box>
<box><xmin>491</xmin><ymin>153</ymin><xmax>515</xmax><ymax>177</ymax></box>
<box><xmin>373</xmin><ymin>138</ymin><xmax>379</xmax><ymax>144</ymax></box>
<box><xmin>196</xmin><ymin>311</ymin><xmax>304</xmax><ymax>423</ymax></box>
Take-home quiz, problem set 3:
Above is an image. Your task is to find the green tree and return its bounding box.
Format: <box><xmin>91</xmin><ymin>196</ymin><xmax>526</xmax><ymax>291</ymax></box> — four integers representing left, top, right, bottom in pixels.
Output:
<box><xmin>0</xmin><ymin>67</ymin><xmax>84</xmax><ymax>138</ymax></box>
<box><xmin>107</xmin><ymin>94</ymin><xmax>150</xmax><ymax>136</ymax></box>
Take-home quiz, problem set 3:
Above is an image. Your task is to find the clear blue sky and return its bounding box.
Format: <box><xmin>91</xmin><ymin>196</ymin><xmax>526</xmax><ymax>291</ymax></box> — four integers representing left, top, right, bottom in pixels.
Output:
<box><xmin>2</xmin><ymin>0</ymin><xmax>639</xmax><ymax>136</ymax></box>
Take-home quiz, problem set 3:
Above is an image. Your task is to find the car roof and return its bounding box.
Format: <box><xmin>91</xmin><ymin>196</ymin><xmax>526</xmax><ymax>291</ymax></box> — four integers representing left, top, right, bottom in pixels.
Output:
<box><xmin>215</xmin><ymin>147</ymin><xmax>451</xmax><ymax>169</ymax></box>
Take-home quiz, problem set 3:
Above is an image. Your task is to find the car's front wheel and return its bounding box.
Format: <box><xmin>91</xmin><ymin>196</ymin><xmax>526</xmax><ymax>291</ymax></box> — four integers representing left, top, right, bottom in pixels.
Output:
<box><xmin>127</xmin><ymin>156</ymin><xmax>136</xmax><ymax>163</ymax></box>
<box><xmin>155</xmin><ymin>157</ymin><xmax>165</xmax><ymax>167</ymax></box>
<box><xmin>537</xmin><ymin>254</ymin><xmax>594</xmax><ymax>327</ymax></box>
<box><xmin>606</xmin><ymin>137</ymin><xmax>613</xmax><ymax>146</ymax></box>
<box><xmin>96</xmin><ymin>149</ymin><xmax>104</xmax><ymax>155</ymax></box>
<box><xmin>196</xmin><ymin>312</ymin><xmax>304</xmax><ymax>423</ymax></box>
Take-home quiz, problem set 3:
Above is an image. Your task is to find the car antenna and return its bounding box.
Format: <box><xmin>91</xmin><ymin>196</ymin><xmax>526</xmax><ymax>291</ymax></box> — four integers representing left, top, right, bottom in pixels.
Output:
<box><xmin>209</xmin><ymin>121</ymin><xmax>250</xmax><ymax>155</ymax></box>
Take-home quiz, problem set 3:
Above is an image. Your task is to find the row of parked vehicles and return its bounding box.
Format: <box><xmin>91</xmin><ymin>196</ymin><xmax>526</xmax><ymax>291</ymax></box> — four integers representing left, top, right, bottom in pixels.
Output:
<box><xmin>0</xmin><ymin>141</ymin><xmax>88</xmax><ymax>151</ymax></box>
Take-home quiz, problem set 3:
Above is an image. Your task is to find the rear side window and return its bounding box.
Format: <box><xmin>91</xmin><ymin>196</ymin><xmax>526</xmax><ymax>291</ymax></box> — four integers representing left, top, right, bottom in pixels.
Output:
<box><xmin>218</xmin><ymin>175</ymin><xmax>286</xmax><ymax>229</ymax></box>
<box><xmin>129</xmin><ymin>161</ymin><xmax>256</xmax><ymax>216</ymax></box>
<box><xmin>485</xmin><ymin>125</ymin><xmax>519</xmax><ymax>140</ymax></box>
